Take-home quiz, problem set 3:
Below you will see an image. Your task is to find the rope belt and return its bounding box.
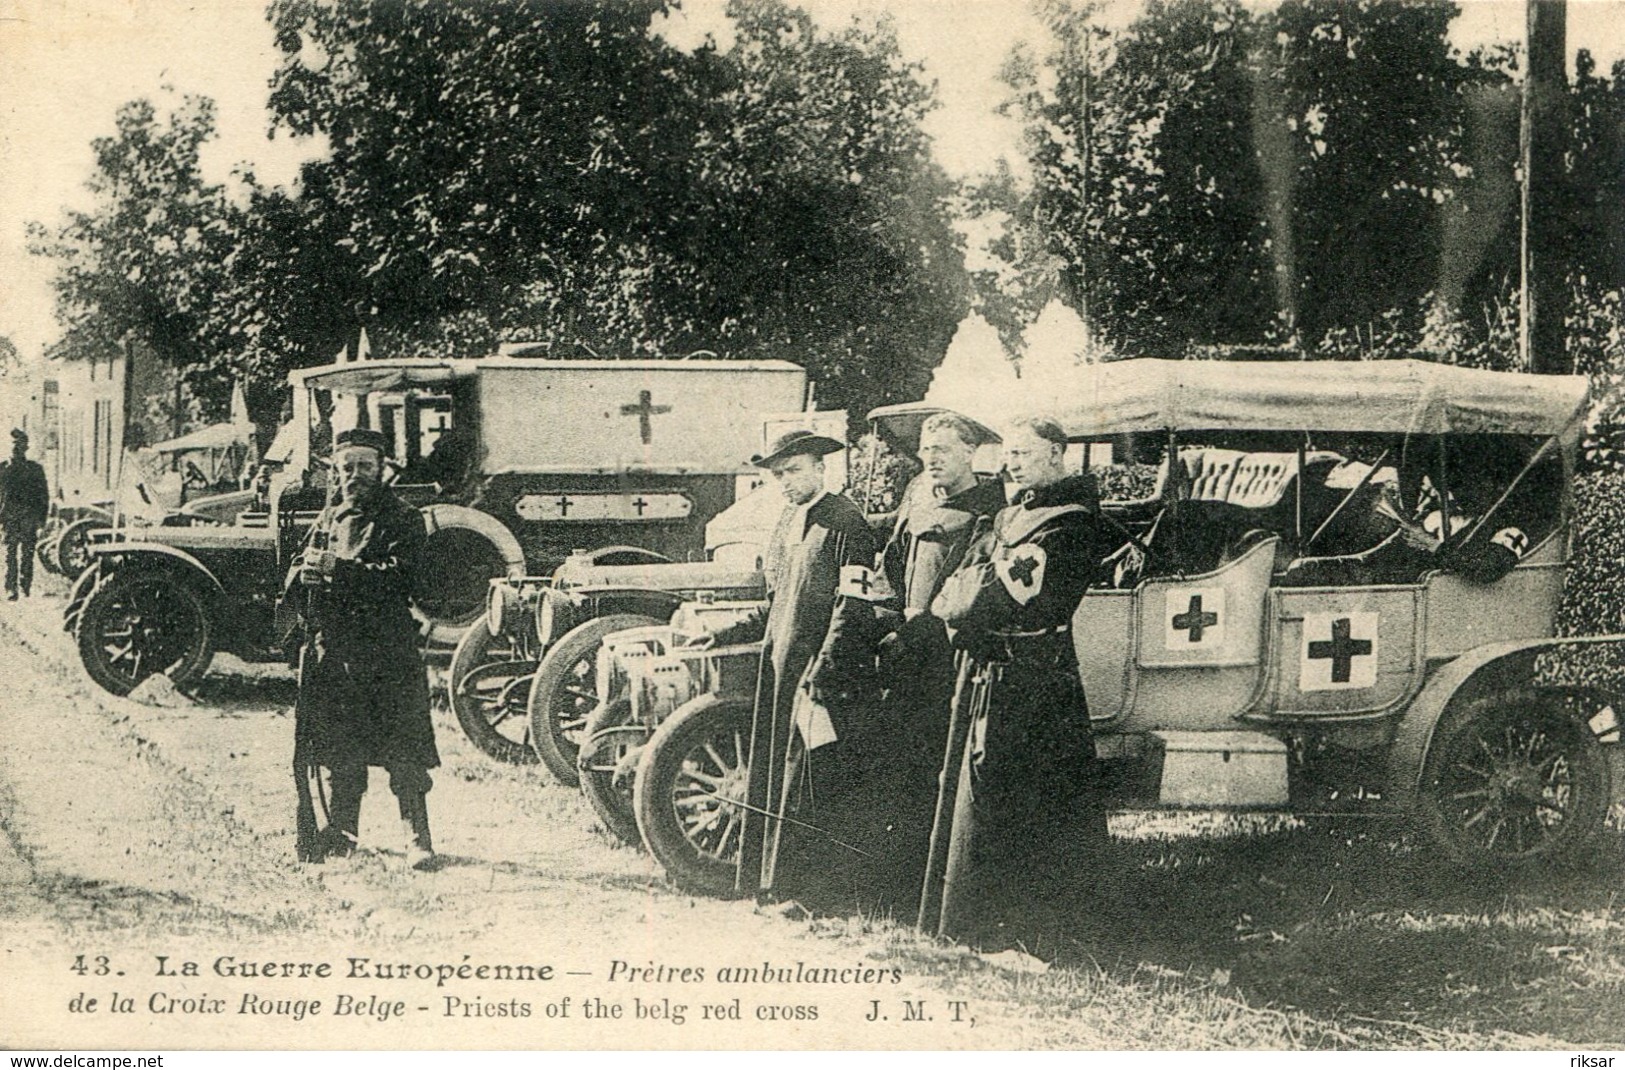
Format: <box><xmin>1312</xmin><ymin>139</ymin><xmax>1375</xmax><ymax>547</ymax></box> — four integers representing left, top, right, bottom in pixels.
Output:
<box><xmin>972</xmin><ymin>624</ymin><xmax>1074</xmax><ymax>666</ymax></box>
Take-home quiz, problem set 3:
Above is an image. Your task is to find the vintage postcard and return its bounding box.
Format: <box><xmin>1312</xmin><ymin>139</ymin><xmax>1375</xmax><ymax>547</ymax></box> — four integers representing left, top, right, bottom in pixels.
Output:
<box><xmin>3</xmin><ymin>0</ymin><xmax>1625</xmax><ymax>1054</ymax></box>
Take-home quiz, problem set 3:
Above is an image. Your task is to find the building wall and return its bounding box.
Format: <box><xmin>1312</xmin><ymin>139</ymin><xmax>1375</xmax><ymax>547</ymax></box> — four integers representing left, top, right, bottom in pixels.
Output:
<box><xmin>43</xmin><ymin>337</ymin><xmax>181</xmax><ymax>514</ymax></box>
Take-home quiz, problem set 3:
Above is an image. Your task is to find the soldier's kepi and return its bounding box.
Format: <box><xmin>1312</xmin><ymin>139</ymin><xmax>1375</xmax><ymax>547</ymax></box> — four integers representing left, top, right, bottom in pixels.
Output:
<box><xmin>704</xmin><ymin>428</ymin><xmax>880</xmax><ymax>905</ymax></box>
<box><xmin>289</xmin><ymin>426</ymin><xmax>440</xmax><ymax>871</ymax></box>
<box><xmin>920</xmin><ymin>415</ymin><xmax>1121</xmax><ymax>953</ymax></box>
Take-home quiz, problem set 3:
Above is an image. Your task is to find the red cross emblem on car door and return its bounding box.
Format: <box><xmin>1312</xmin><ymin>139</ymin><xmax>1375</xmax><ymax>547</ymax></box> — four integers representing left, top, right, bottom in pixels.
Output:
<box><xmin>1299</xmin><ymin>611</ymin><xmax>1379</xmax><ymax>691</ymax></box>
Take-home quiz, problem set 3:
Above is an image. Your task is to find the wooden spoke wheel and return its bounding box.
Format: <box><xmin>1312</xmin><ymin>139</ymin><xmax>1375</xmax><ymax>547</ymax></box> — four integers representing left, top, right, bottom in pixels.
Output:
<box><xmin>77</xmin><ymin>572</ymin><xmax>212</xmax><ymax>696</ymax></box>
<box><xmin>448</xmin><ymin>623</ymin><xmax>538</xmax><ymax>765</ymax></box>
<box><xmin>1419</xmin><ymin>687</ymin><xmax>1610</xmax><ymax>869</ymax></box>
<box><xmin>633</xmin><ymin>694</ymin><xmax>753</xmax><ymax>898</ymax></box>
<box><xmin>527</xmin><ymin>614</ymin><xmax>660</xmax><ymax>787</ymax></box>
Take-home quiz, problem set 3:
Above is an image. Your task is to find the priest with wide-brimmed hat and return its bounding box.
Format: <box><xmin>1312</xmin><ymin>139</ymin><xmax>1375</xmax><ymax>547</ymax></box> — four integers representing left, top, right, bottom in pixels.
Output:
<box><xmin>704</xmin><ymin>427</ymin><xmax>882</xmax><ymax>906</ymax></box>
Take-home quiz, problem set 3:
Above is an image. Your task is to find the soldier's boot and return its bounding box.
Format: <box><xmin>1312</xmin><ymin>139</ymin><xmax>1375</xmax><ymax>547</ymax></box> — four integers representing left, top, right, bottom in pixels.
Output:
<box><xmin>398</xmin><ymin>792</ymin><xmax>435</xmax><ymax>872</ymax></box>
<box><xmin>323</xmin><ymin>768</ymin><xmax>365</xmax><ymax>858</ymax></box>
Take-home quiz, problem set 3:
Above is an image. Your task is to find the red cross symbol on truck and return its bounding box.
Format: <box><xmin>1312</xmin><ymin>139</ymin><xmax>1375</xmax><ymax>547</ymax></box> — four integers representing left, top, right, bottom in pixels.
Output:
<box><xmin>620</xmin><ymin>390</ymin><xmax>672</xmax><ymax>445</ymax></box>
<box><xmin>1172</xmin><ymin>594</ymin><xmax>1219</xmax><ymax>642</ymax></box>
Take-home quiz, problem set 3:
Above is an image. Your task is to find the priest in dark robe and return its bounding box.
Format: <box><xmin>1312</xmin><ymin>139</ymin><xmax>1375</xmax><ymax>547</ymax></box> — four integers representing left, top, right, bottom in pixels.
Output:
<box><xmin>706</xmin><ymin>430</ymin><xmax>879</xmax><ymax>906</ymax></box>
<box><xmin>869</xmin><ymin>412</ymin><xmax>1005</xmax><ymax>911</ymax></box>
<box><xmin>921</xmin><ymin>416</ymin><xmax>1118</xmax><ymax>953</ymax></box>
<box><xmin>288</xmin><ymin>428</ymin><xmax>438</xmax><ymax>870</ymax></box>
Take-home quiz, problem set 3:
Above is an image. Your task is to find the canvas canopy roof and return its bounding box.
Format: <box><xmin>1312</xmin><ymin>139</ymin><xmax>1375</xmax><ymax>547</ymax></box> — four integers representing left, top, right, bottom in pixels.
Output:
<box><xmin>147</xmin><ymin>421</ymin><xmax>252</xmax><ymax>453</ymax></box>
<box><xmin>882</xmin><ymin>358</ymin><xmax>1589</xmax><ymax>441</ymax></box>
<box><xmin>289</xmin><ymin>356</ymin><xmax>804</xmax><ymax>396</ymax></box>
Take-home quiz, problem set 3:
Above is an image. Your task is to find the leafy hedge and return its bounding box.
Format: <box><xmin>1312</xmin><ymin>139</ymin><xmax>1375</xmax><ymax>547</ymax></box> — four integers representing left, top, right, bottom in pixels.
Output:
<box><xmin>1543</xmin><ymin>470</ymin><xmax>1625</xmax><ymax>695</ymax></box>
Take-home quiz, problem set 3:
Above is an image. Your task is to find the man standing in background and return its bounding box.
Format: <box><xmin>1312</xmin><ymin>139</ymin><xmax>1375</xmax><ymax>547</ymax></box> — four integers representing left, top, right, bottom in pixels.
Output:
<box><xmin>0</xmin><ymin>429</ymin><xmax>50</xmax><ymax>600</ymax></box>
<box><xmin>872</xmin><ymin>412</ymin><xmax>1005</xmax><ymax>909</ymax></box>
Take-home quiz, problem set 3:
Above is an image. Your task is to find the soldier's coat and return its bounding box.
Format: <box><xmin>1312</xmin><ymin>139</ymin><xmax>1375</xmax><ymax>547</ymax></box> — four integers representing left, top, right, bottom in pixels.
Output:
<box><xmin>924</xmin><ymin>473</ymin><xmax>1119</xmax><ymax>948</ymax></box>
<box><xmin>289</xmin><ymin>486</ymin><xmax>438</xmax><ymax>777</ymax></box>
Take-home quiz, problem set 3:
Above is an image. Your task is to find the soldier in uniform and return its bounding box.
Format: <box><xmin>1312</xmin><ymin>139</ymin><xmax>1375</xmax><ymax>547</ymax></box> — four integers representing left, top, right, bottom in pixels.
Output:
<box><xmin>289</xmin><ymin>428</ymin><xmax>439</xmax><ymax>870</ymax></box>
<box><xmin>870</xmin><ymin>412</ymin><xmax>1005</xmax><ymax>908</ymax></box>
<box><xmin>920</xmin><ymin>416</ymin><xmax>1119</xmax><ymax>952</ymax></box>
<box><xmin>703</xmin><ymin>430</ymin><xmax>879</xmax><ymax>906</ymax></box>
<box><xmin>1</xmin><ymin>429</ymin><xmax>50</xmax><ymax>601</ymax></box>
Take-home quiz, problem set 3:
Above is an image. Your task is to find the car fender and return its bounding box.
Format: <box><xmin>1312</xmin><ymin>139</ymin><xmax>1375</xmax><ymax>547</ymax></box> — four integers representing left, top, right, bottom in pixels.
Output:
<box><xmin>1386</xmin><ymin>634</ymin><xmax>1625</xmax><ymax>809</ymax></box>
<box><xmin>90</xmin><ymin>542</ymin><xmax>227</xmax><ymax>596</ymax></box>
<box><xmin>580</xmin><ymin>545</ymin><xmax>672</xmax><ymax>567</ymax></box>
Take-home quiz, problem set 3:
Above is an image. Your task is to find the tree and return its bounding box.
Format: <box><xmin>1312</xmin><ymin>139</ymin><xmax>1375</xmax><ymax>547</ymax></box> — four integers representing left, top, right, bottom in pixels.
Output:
<box><xmin>263</xmin><ymin>0</ymin><xmax>966</xmax><ymax>413</ymax></box>
<box><xmin>1005</xmin><ymin>0</ymin><xmax>1277</xmax><ymax>356</ymax></box>
<box><xmin>1267</xmin><ymin>0</ymin><xmax>1478</xmax><ymax>343</ymax></box>
<box><xmin>27</xmin><ymin>96</ymin><xmax>243</xmax><ymax>415</ymax></box>
<box><xmin>999</xmin><ymin>0</ymin><xmax>1500</xmax><ymax>356</ymax></box>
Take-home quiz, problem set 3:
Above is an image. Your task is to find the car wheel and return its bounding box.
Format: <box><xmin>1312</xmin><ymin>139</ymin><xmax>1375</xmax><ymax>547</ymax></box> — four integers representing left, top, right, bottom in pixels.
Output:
<box><xmin>1419</xmin><ymin>686</ymin><xmax>1611</xmax><ymax>869</ymax></box>
<box><xmin>55</xmin><ymin>519</ymin><xmax>105</xmax><ymax>581</ymax></box>
<box><xmin>528</xmin><ymin>614</ymin><xmax>661</xmax><ymax>787</ymax></box>
<box><xmin>36</xmin><ymin>531</ymin><xmax>62</xmax><ymax>576</ymax></box>
<box><xmin>77</xmin><ymin>572</ymin><xmax>213</xmax><ymax>696</ymax></box>
<box><xmin>578</xmin><ymin>697</ymin><xmax>647</xmax><ymax>846</ymax></box>
<box><xmin>633</xmin><ymin>694</ymin><xmax>753</xmax><ymax>898</ymax></box>
<box><xmin>448</xmin><ymin>623</ymin><xmax>539</xmax><ymax>765</ymax></box>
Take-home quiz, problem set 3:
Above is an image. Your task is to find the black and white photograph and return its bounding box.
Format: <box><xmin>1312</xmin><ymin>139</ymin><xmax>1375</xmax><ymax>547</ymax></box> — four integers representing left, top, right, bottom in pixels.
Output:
<box><xmin>3</xmin><ymin>0</ymin><xmax>1625</xmax><ymax>1053</ymax></box>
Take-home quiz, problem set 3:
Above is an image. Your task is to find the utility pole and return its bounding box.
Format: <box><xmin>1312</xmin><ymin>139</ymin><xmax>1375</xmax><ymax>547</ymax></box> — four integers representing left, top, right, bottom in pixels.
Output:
<box><xmin>1078</xmin><ymin>20</ymin><xmax>1092</xmax><ymax>358</ymax></box>
<box><xmin>1520</xmin><ymin>0</ymin><xmax>1569</xmax><ymax>374</ymax></box>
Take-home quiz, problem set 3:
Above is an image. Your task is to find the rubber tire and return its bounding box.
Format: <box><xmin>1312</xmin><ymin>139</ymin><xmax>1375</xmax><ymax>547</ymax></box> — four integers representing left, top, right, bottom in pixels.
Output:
<box><xmin>448</xmin><ymin>622</ymin><xmax>539</xmax><ymax>765</ymax></box>
<box><xmin>633</xmin><ymin>694</ymin><xmax>754</xmax><ymax>898</ymax></box>
<box><xmin>1418</xmin><ymin>686</ymin><xmax>1611</xmax><ymax>870</ymax></box>
<box><xmin>36</xmin><ymin>531</ymin><xmax>62</xmax><ymax>576</ymax></box>
<box><xmin>528</xmin><ymin>613</ymin><xmax>661</xmax><ymax>787</ymax></box>
<box><xmin>55</xmin><ymin>519</ymin><xmax>105</xmax><ymax>581</ymax></box>
<box><xmin>77</xmin><ymin>571</ymin><xmax>214</xmax><ymax>697</ymax></box>
<box><xmin>63</xmin><ymin>561</ymin><xmax>103</xmax><ymax>635</ymax></box>
<box><xmin>579</xmin><ymin>697</ymin><xmax>647</xmax><ymax>846</ymax></box>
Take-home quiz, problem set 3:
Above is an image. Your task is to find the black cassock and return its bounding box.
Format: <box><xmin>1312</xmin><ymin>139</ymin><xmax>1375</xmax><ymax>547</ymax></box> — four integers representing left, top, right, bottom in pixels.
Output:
<box><xmin>715</xmin><ymin>492</ymin><xmax>878</xmax><ymax>904</ymax></box>
<box><xmin>870</xmin><ymin>475</ymin><xmax>1006</xmax><ymax>908</ymax></box>
<box><xmin>289</xmin><ymin>486</ymin><xmax>437</xmax><ymax>859</ymax></box>
<box><xmin>921</xmin><ymin>474</ymin><xmax>1117</xmax><ymax>950</ymax></box>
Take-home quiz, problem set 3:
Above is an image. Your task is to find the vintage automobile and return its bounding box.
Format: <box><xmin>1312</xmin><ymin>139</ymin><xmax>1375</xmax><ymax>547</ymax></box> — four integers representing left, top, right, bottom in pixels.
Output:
<box><xmin>452</xmin><ymin>551</ymin><xmax>764</xmax><ymax>774</ymax></box>
<box><xmin>36</xmin><ymin>503</ymin><xmax>116</xmax><ymax>580</ymax></box>
<box><xmin>574</xmin><ymin>600</ymin><xmax>763</xmax><ymax>843</ymax></box>
<box><xmin>65</xmin><ymin>354</ymin><xmax>806</xmax><ymax>696</ymax></box>
<box><xmin>447</xmin><ymin>411</ymin><xmax>844</xmax><ymax>770</ymax></box>
<box><xmin>626</xmin><ymin>358</ymin><xmax>1621</xmax><ymax>897</ymax></box>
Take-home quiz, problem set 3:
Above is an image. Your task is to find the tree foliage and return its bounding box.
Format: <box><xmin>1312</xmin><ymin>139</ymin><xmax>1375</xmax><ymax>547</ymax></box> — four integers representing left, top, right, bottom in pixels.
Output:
<box><xmin>31</xmin><ymin>0</ymin><xmax>967</xmax><ymax>423</ymax></box>
<box><xmin>26</xmin><ymin>97</ymin><xmax>243</xmax><ymax>413</ymax></box>
<box><xmin>259</xmin><ymin>0</ymin><xmax>966</xmax><ymax>412</ymax></box>
<box><xmin>984</xmin><ymin>0</ymin><xmax>1625</xmax><ymax>362</ymax></box>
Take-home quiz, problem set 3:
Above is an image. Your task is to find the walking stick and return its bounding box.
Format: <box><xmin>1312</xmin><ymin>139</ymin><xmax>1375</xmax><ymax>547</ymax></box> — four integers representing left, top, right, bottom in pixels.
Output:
<box><xmin>292</xmin><ymin>461</ymin><xmax>336</xmax><ymax>862</ymax></box>
<box><xmin>916</xmin><ymin>650</ymin><xmax>972</xmax><ymax>934</ymax></box>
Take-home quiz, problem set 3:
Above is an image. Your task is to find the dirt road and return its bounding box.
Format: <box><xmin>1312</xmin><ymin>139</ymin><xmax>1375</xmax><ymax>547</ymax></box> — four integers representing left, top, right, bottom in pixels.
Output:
<box><xmin>2</xmin><ymin>581</ymin><xmax>1618</xmax><ymax>1050</ymax></box>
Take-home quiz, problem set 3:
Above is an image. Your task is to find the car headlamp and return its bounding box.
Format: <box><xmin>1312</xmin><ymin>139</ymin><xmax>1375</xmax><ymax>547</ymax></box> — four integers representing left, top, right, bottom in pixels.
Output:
<box><xmin>487</xmin><ymin>581</ymin><xmax>517</xmax><ymax>637</ymax></box>
<box><xmin>535</xmin><ymin>589</ymin><xmax>556</xmax><ymax>649</ymax></box>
